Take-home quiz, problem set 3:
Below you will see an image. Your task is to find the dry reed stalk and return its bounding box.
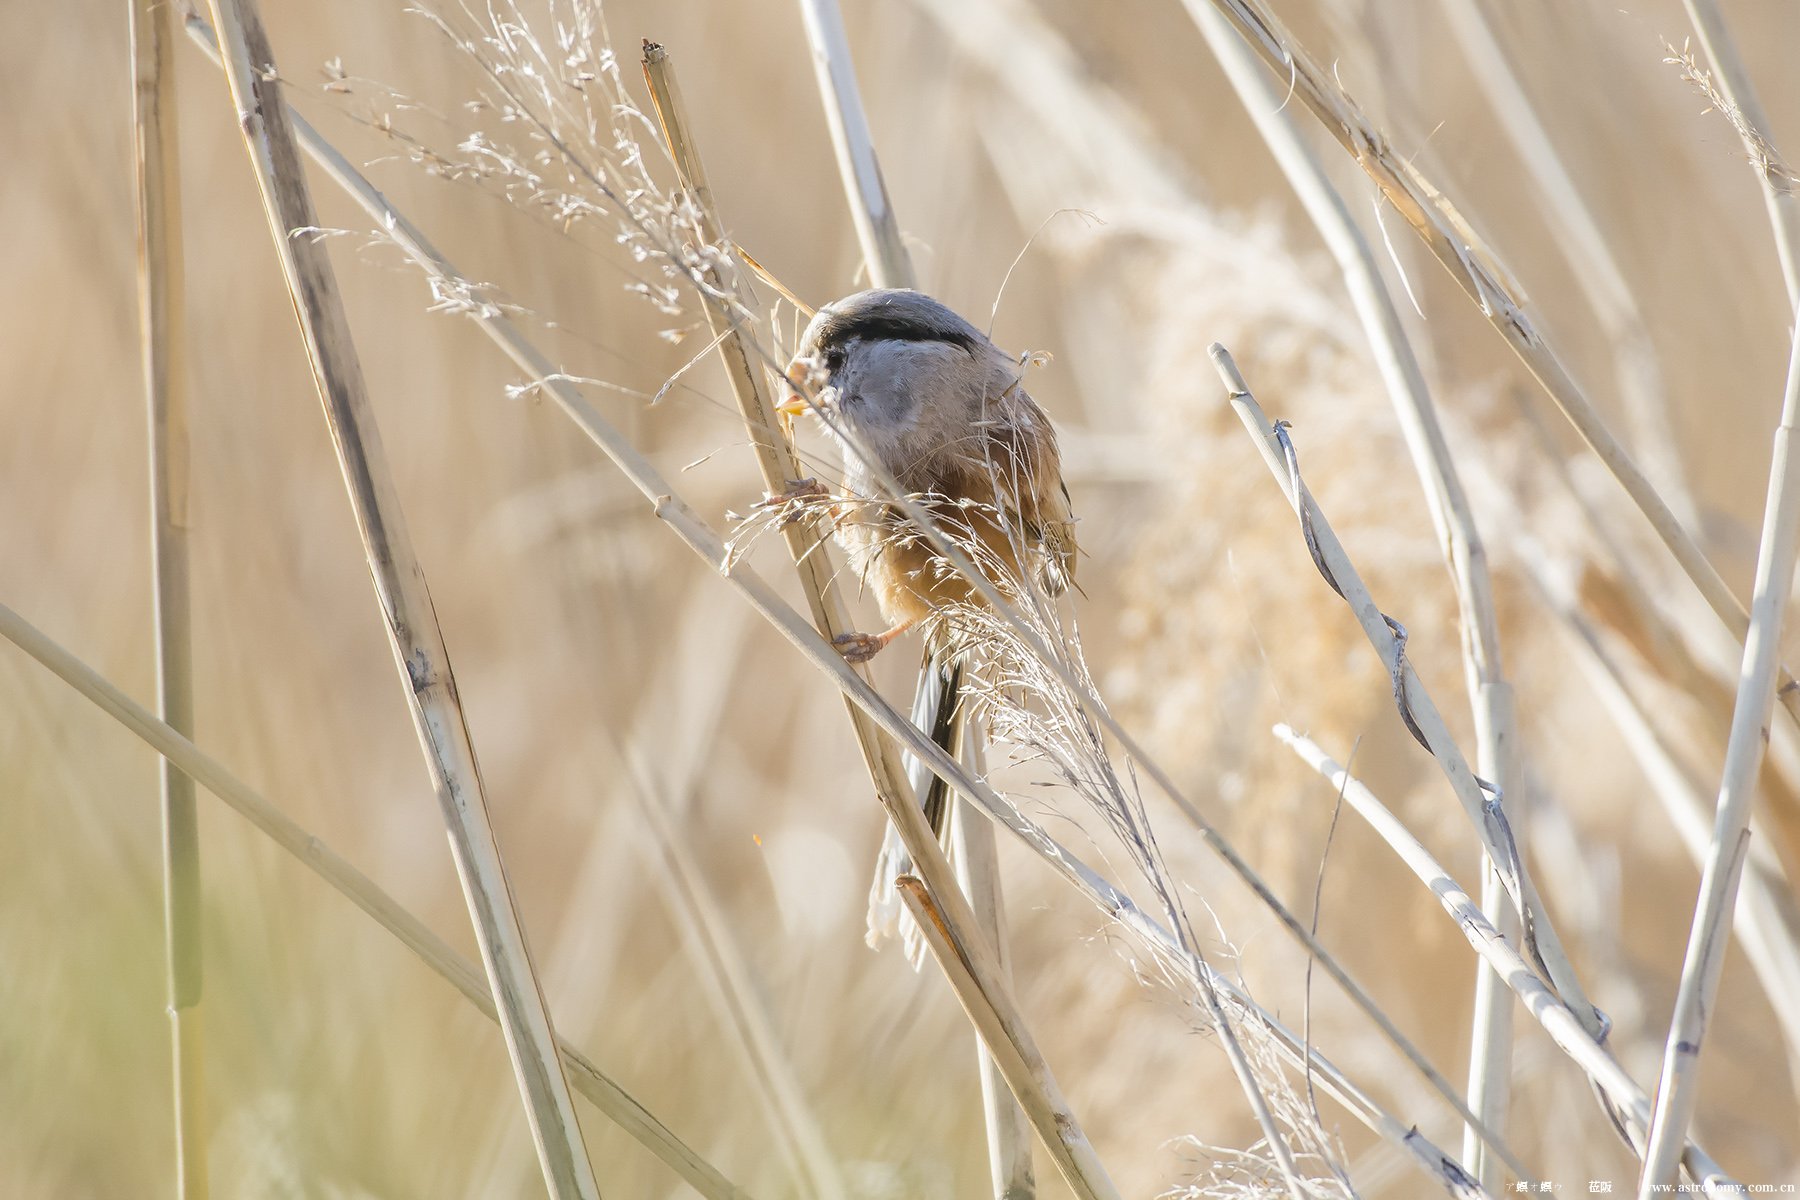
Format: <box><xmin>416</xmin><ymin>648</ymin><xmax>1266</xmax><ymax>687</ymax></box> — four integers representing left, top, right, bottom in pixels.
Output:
<box><xmin>1677</xmin><ymin>0</ymin><xmax>1800</xmax><ymax>308</ymax></box>
<box><xmin>951</xmin><ymin>732</ymin><xmax>1034</xmax><ymax>1200</ymax></box>
<box><xmin>177</xmin><ymin>30</ymin><xmax>1507</xmax><ymax>1185</ymax></box>
<box><xmin>1186</xmin><ymin>7</ymin><xmax>1517</xmax><ymax>1186</ymax></box>
<box><xmin>1212</xmin><ymin>345</ymin><xmax>1602</xmax><ymax>1037</ymax></box>
<box><xmin>1273</xmin><ymin>729</ymin><xmax>1741</xmax><ymax>1195</ymax></box>
<box><xmin>0</xmin><ymin>599</ymin><xmax>755</xmax><ymax>1200</ymax></box>
<box><xmin>794</xmin><ymin>0</ymin><xmax>913</xmax><ymax>289</ymax></box>
<box><xmin>1190</xmin><ymin>1</ymin><xmax>1800</xmax><ymax>870</ymax></box>
<box><xmin>794</xmin><ymin>0</ymin><xmax>950</xmax><ymax>966</ymax></box>
<box><xmin>896</xmin><ymin>877</ymin><xmax>1121</xmax><ymax>1200</ymax></box>
<box><xmin>199</xmin><ymin>3</ymin><xmax>596</xmax><ymax>1194</ymax></box>
<box><xmin>1438</xmin><ymin>0</ymin><xmax>1693</xmax><ymax>521</ymax></box>
<box><xmin>128</xmin><ymin>0</ymin><xmax>206</xmax><ymax>1194</ymax></box>
<box><xmin>1638</xmin><ymin>313</ymin><xmax>1800</xmax><ymax>1195</ymax></box>
<box><xmin>637</xmin><ymin>40</ymin><xmax>1116</xmax><ymax>1195</ymax></box>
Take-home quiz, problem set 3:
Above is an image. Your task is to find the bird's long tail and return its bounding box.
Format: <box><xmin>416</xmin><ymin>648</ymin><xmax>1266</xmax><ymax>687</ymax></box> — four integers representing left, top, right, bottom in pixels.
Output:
<box><xmin>865</xmin><ymin>646</ymin><xmax>966</xmax><ymax>966</ymax></box>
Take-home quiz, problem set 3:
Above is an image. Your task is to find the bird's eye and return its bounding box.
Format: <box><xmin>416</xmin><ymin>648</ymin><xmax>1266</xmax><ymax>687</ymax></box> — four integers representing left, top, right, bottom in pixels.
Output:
<box><xmin>823</xmin><ymin>346</ymin><xmax>846</xmax><ymax>376</ymax></box>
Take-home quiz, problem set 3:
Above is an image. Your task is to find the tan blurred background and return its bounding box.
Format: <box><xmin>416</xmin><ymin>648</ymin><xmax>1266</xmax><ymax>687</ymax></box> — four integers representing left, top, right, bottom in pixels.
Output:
<box><xmin>4</xmin><ymin>0</ymin><xmax>1798</xmax><ymax>1194</ymax></box>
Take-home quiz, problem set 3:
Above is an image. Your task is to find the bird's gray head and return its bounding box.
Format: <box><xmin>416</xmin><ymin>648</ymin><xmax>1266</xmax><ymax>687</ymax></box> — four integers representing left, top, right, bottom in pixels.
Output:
<box><xmin>782</xmin><ymin>289</ymin><xmax>990</xmax><ymax>418</ymax></box>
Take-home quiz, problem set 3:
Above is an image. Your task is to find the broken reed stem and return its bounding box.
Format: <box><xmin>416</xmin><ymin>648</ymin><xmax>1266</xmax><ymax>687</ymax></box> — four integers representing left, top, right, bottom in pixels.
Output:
<box><xmin>794</xmin><ymin>0</ymin><xmax>913</xmax><ymax>288</ymax></box>
<box><xmin>638</xmin><ymin>40</ymin><xmax>1117</xmax><ymax>1196</ymax></box>
<box><xmin>1187</xmin><ymin>7</ymin><xmax>1516</xmax><ymax>1186</ymax></box>
<box><xmin>0</xmin><ymin>600</ymin><xmax>755</xmax><ymax>1200</ymax></box>
<box><xmin>952</xmin><ymin>730</ymin><xmax>1035</xmax><ymax>1200</ymax></box>
<box><xmin>1439</xmin><ymin>0</ymin><xmax>1693</xmax><ymax>519</ymax></box>
<box><xmin>175</xmin><ymin>27</ymin><xmax>1509</xmax><ymax>1185</ymax></box>
<box><xmin>1273</xmin><ymin>729</ymin><xmax>1740</xmax><ymax>1195</ymax></box>
<box><xmin>1638</xmin><ymin>317</ymin><xmax>1800</xmax><ymax>1195</ymax></box>
<box><xmin>897</xmin><ymin>878</ymin><xmax>1121</xmax><ymax>1200</ymax></box>
<box><xmin>128</xmin><ymin>0</ymin><xmax>206</xmax><ymax>1194</ymax></box>
<box><xmin>1193</xmin><ymin>0</ymin><xmax>1800</xmax><ymax>786</ymax></box>
<box><xmin>1211</xmin><ymin>344</ymin><xmax>1603</xmax><ymax>1042</ymax></box>
<box><xmin>200</xmin><ymin>4</ymin><xmax>597</xmax><ymax>1195</ymax></box>
<box><xmin>1679</xmin><ymin>0</ymin><xmax>1800</xmax><ymax>309</ymax></box>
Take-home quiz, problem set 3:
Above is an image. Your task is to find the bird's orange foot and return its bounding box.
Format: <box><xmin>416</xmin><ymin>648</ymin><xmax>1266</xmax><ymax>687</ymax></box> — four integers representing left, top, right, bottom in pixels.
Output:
<box><xmin>832</xmin><ymin>626</ymin><xmax>906</xmax><ymax>663</ymax></box>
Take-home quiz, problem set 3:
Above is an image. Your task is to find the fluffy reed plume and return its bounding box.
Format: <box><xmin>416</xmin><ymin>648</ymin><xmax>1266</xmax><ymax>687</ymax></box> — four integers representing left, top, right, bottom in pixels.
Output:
<box><xmin>1661</xmin><ymin>39</ymin><xmax>1800</xmax><ymax>197</ymax></box>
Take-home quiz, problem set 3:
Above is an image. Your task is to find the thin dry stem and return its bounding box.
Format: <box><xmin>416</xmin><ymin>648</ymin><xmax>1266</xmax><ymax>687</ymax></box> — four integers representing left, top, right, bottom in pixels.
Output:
<box><xmin>952</xmin><ymin>730</ymin><xmax>1036</xmax><ymax>1200</ymax></box>
<box><xmin>130</xmin><ymin>0</ymin><xmax>206</xmax><ymax>1193</ymax></box>
<box><xmin>620</xmin><ymin>749</ymin><xmax>847</xmax><ymax>1200</ymax></box>
<box><xmin>795</xmin><ymin>0</ymin><xmax>913</xmax><ymax>288</ymax></box>
<box><xmin>201</xmin><ymin>3</ymin><xmax>597</xmax><ymax>1193</ymax></box>
<box><xmin>1442</xmin><ymin>0</ymin><xmax>1694</xmax><ymax>519</ymax></box>
<box><xmin>1212</xmin><ymin>344</ymin><xmax>1601</xmax><ymax>1040</ymax></box>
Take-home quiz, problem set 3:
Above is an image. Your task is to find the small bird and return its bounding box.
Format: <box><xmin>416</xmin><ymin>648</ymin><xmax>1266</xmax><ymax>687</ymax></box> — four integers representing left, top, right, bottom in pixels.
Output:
<box><xmin>777</xmin><ymin>288</ymin><xmax>1077</xmax><ymax>950</ymax></box>
<box><xmin>777</xmin><ymin>288</ymin><xmax>1077</xmax><ymax>661</ymax></box>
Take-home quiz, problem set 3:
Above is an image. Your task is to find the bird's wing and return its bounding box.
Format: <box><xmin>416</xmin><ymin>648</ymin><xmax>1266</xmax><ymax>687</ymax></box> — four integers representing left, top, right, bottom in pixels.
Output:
<box><xmin>1032</xmin><ymin>472</ymin><xmax>1079</xmax><ymax>597</ymax></box>
<box><xmin>977</xmin><ymin>389</ymin><xmax>1078</xmax><ymax>597</ymax></box>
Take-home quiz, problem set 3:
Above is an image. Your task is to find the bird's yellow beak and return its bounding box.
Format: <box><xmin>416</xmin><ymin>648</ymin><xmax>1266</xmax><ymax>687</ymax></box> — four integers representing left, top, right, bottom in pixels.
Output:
<box><xmin>778</xmin><ymin>363</ymin><xmax>812</xmax><ymax>418</ymax></box>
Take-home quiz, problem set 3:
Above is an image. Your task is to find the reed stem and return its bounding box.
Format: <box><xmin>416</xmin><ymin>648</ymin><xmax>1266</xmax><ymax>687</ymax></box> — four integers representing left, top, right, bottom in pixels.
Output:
<box><xmin>201</xmin><ymin>3</ymin><xmax>597</xmax><ymax>1193</ymax></box>
<box><xmin>129</xmin><ymin>0</ymin><xmax>206</xmax><ymax>1192</ymax></box>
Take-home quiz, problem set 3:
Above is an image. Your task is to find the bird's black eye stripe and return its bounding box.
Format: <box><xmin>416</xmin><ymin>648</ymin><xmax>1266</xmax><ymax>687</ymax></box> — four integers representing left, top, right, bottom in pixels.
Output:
<box><xmin>838</xmin><ymin>315</ymin><xmax>981</xmax><ymax>354</ymax></box>
<box><xmin>817</xmin><ymin>311</ymin><xmax>982</xmax><ymax>361</ymax></box>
